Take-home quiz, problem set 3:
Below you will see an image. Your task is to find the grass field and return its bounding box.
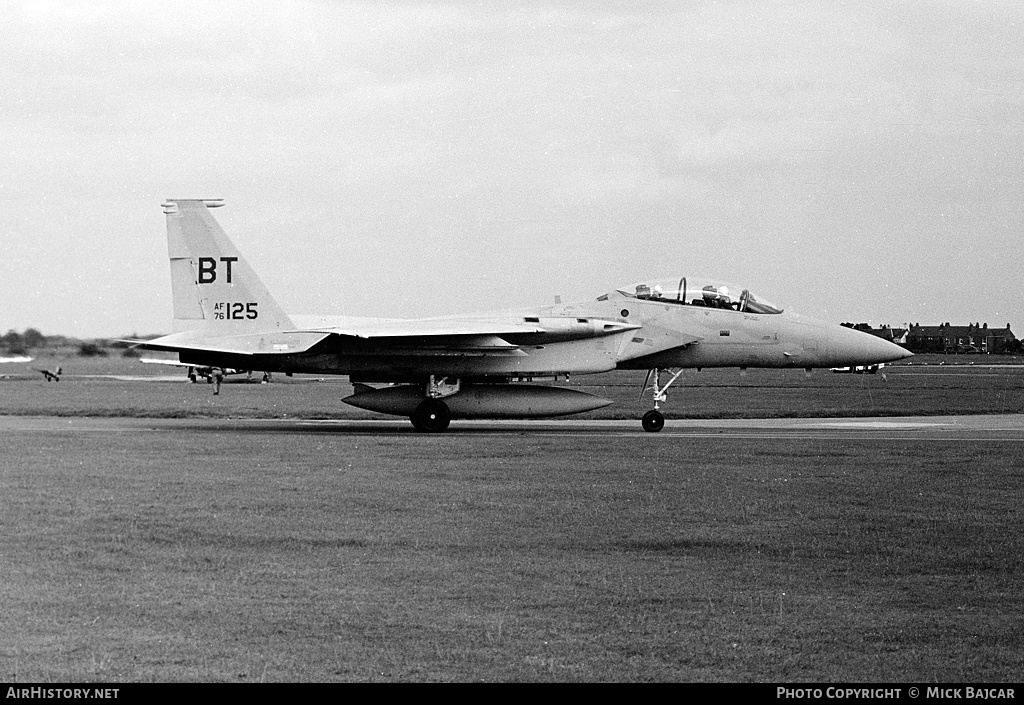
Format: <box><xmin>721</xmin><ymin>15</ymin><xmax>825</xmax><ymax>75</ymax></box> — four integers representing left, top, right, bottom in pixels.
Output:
<box><xmin>1</xmin><ymin>354</ymin><xmax>1022</xmax><ymax>682</ymax></box>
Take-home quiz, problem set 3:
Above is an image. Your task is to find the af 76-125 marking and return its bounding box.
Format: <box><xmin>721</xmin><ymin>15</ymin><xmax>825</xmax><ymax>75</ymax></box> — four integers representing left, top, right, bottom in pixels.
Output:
<box><xmin>212</xmin><ymin>302</ymin><xmax>258</xmax><ymax>320</ymax></box>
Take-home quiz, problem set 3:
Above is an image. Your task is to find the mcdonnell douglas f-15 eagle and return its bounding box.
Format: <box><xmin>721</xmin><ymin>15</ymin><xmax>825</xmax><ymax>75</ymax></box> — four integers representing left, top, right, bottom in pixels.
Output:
<box><xmin>130</xmin><ymin>199</ymin><xmax>911</xmax><ymax>432</ymax></box>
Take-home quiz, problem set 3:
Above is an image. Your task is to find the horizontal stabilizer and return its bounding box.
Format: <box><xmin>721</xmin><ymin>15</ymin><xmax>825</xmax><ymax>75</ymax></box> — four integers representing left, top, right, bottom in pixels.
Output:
<box><xmin>139</xmin><ymin>357</ymin><xmax>191</xmax><ymax>368</ymax></box>
<box><xmin>128</xmin><ymin>330</ymin><xmax>331</xmax><ymax>356</ymax></box>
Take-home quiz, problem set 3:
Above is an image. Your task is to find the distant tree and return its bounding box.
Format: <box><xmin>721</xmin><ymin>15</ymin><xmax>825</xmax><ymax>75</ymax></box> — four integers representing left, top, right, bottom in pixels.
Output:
<box><xmin>3</xmin><ymin>329</ymin><xmax>23</xmax><ymax>348</ymax></box>
<box><xmin>23</xmin><ymin>328</ymin><xmax>45</xmax><ymax>348</ymax></box>
<box><xmin>120</xmin><ymin>347</ymin><xmax>141</xmax><ymax>358</ymax></box>
<box><xmin>77</xmin><ymin>342</ymin><xmax>109</xmax><ymax>357</ymax></box>
<box><xmin>2</xmin><ymin>330</ymin><xmax>27</xmax><ymax>355</ymax></box>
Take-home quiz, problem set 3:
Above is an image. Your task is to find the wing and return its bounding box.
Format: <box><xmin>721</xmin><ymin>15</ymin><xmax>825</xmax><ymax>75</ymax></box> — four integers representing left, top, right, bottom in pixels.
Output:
<box><xmin>131</xmin><ymin>315</ymin><xmax>639</xmax><ymax>358</ymax></box>
<box><xmin>295</xmin><ymin>317</ymin><xmax>543</xmax><ymax>357</ymax></box>
<box><xmin>298</xmin><ymin>316</ymin><xmax>545</xmax><ymax>339</ymax></box>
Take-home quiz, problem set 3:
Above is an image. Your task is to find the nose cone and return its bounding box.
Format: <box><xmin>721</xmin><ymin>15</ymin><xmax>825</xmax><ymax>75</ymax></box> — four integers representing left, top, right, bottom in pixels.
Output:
<box><xmin>829</xmin><ymin>325</ymin><xmax>913</xmax><ymax>366</ymax></box>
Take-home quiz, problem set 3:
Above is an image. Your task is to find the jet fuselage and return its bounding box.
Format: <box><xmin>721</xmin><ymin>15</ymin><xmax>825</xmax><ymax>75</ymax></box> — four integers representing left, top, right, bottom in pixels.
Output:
<box><xmin>176</xmin><ymin>294</ymin><xmax>905</xmax><ymax>381</ymax></box>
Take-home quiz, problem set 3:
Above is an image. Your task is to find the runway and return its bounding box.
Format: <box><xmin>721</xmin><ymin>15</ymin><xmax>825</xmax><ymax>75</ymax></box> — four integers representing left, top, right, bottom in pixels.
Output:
<box><xmin>2</xmin><ymin>413</ymin><xmax>1023</xmax><ymax>441</ymax></box>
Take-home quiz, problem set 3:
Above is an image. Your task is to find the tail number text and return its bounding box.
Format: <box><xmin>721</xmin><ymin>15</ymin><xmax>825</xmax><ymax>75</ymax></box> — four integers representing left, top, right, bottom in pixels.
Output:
<box><xmin>214</xmin><ymin>302</ymin><xmax>258</xmax><ymax>320</ymax></box>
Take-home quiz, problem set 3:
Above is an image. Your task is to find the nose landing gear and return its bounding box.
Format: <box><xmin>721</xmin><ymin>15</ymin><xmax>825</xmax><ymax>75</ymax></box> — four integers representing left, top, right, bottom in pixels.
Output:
<box><xmin>640</xmin><ymin>368</ymin><xmax>684</xmax><ymax>432</ymax></box>
<box><xmin>642</xmin><ymin>409</ymin><xmax>665</xmax><ymax>433</ymax></box>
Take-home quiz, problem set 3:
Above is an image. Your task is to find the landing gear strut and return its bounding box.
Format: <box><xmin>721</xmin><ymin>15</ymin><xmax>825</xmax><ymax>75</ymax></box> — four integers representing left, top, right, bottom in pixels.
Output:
<box><xmin>640</xmin><ymin>368</ymin><xmax>684</xmax><ymax>432</ymax></box>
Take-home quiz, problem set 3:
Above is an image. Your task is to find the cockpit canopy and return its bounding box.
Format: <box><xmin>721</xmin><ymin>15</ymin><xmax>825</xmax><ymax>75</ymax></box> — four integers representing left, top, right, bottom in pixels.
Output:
<box><xmin>607</xmin><ymin>277</ymin><xmax>784</xmax><ymax>314</ymax></box>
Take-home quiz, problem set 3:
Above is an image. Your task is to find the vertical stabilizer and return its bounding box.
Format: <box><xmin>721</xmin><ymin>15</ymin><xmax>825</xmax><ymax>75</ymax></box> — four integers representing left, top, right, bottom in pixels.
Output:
<box><xmin>162</xmin><ymin>199</ymin><xmax>294</xmax><ymax>335</ymax></box>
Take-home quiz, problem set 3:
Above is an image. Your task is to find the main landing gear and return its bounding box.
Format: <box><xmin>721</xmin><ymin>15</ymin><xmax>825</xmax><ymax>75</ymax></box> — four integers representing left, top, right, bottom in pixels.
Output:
<box><xmin>410</xmin><ymin>376</ymin><xmax>457</xmax><ymax>432</ymax></box>
<box><xmin>411</xmin><ymin>398</ymin><xmax>451</xmax><ymax>433</ymax></box>
<box><xmin>640</xmin><ymin>368</ymin><xmax>684</xmax><ymax>433</ymax></box>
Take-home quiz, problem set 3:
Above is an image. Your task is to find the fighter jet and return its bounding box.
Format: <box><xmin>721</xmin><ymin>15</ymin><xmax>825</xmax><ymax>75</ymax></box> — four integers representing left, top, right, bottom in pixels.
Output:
<box><xmin>32</xmin><ymin>365</ymin><xmax>62</xmax><ymax>381</ymax></box>
<box><xmin>130</xmin><ymin>199</ymin><xmax>911</xmax><ymax>432</ymax></box>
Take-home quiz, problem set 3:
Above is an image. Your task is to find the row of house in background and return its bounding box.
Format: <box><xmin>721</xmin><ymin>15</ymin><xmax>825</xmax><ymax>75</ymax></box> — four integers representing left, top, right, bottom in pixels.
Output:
<box><xmin>841</xmin><ymin>322</ymin><xmax>1020</xmax><ymax>354</ymax></box>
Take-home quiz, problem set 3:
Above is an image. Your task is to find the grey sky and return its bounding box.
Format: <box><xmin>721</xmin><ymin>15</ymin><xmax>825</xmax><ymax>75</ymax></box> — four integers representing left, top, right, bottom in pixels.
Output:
<box><xmin>2</xmin><ymin>1</ymin><xmax>1021</xmax><ymax>338</ymax></box>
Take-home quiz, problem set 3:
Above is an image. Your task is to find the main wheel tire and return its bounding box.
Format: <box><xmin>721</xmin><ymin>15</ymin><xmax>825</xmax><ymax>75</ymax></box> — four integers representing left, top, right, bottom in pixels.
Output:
<box><xmin>642</xmin><ymin>409</ymin><xmax>665</xmax><ymax>433</ymax></box>
<box><xmin>411</xmin><ymin>399</ymin><xmax>451</xmax><ymax>433</ymax></box>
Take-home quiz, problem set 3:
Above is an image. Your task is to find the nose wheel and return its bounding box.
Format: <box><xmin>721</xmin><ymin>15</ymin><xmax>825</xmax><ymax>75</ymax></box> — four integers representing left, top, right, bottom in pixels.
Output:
<box><xmin>642</xmin><ymin>410</ymin><xmax>665</xmax><ymax>433</ymax></box>
<box><xmin>639</xmin><ymin>368</ymin><xmax>683</xmax><ymax>432</ymax></box>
